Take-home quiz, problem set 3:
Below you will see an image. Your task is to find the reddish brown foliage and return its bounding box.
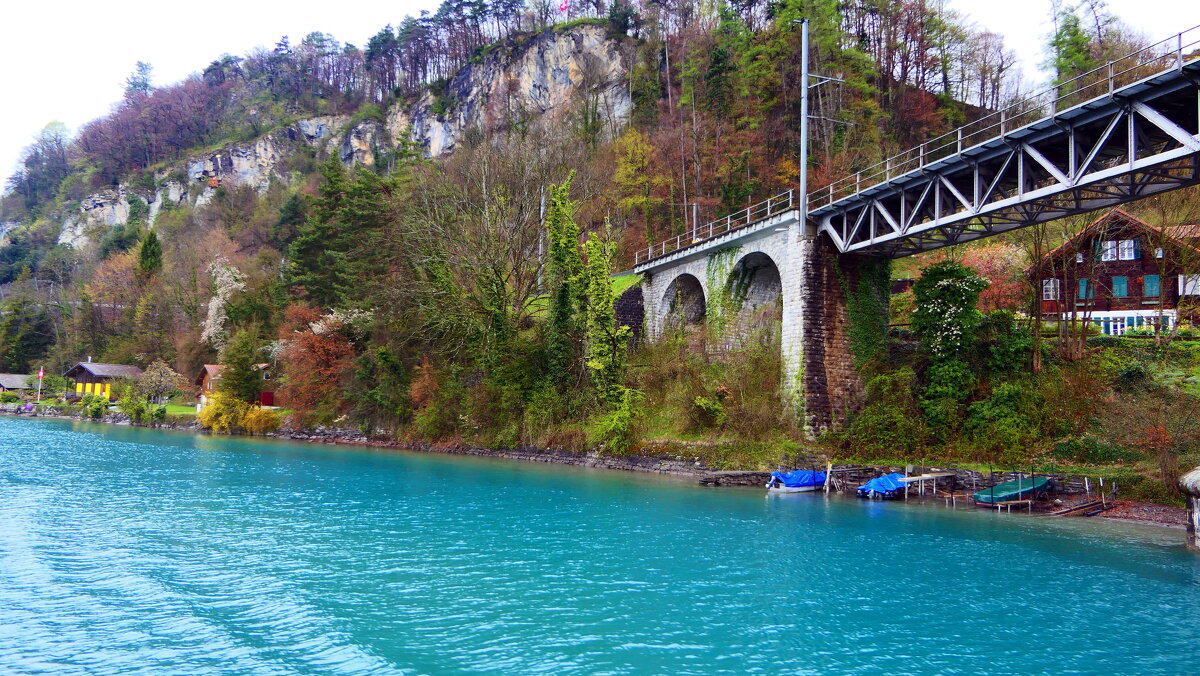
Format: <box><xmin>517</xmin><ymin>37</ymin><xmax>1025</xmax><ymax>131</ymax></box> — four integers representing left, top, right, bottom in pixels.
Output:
<box><xmin>409</xmin><ymin>356</ymin><xmax>439</xmax><ymax>410</ymax></box>
<box><xmin>277</xmin><ymin>304</ymin><xmax>355</xmax><ymax>425</ymax></box>
<box><xmin>959</xmin><ymin>243</ymin><xmax>1027</xmax><ymax>312</ymax></box>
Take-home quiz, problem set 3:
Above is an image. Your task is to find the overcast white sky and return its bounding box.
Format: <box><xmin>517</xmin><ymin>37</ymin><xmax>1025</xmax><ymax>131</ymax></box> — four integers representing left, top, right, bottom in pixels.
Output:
<box><xmin>1</xmin><ymin>0</ymin><xmax>1197</xmax><ymax>187</ymax></box>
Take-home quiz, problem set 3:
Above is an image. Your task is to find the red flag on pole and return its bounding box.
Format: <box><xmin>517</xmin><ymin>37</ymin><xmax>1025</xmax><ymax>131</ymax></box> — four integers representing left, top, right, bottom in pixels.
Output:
<box><xmin>37</xmin><ymin>367</ymin><xmax>44</xmax><ymax>380</ymax></box>
<box><xmin>559</xmin><ymin>0</ymin><xmax>568</xmax><ymax>11</ymax></box>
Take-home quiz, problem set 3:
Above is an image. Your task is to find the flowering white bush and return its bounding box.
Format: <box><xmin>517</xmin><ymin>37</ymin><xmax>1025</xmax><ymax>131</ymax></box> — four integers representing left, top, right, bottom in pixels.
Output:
<box><xmin>308</xmin><ymin>308</ymin><xmax>375</xmax><ymax>337</ymax></box>
<box><xmin>200</xmin><ymin>256</ymin><xmax>246</xmax><ymax>351</ymax></box>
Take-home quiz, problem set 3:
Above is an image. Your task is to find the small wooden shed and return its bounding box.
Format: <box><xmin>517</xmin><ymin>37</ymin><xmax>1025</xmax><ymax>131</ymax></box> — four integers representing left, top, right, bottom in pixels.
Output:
<box><xmin>63</xmin><ymin>362</ymin><xmax>144</xmax><ymax>400</ymax></box>
<box><xmin>0</xmin><ymin>374</ymin><xmax>31</xmax><ymax>392</ymax></box>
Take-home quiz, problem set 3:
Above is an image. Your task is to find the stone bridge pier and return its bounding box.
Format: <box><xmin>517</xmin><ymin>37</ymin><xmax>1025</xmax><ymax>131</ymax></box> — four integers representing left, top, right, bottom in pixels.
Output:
<box><xmin>635</xmin><ymin>209</ymin><xmax>886</xmax><ymax>437</ymax></box>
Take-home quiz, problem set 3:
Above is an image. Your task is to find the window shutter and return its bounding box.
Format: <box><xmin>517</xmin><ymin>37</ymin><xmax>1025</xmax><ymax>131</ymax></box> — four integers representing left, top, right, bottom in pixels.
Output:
<box><xmin>1145</xmin><ymin>274</ymin><xmax>1160</xmax><ymax>297</ymax></box>
<box><xmin>1133</xmin><ymin>238</ymin><xmax>1142</xmax><ymax>259</ymax></box>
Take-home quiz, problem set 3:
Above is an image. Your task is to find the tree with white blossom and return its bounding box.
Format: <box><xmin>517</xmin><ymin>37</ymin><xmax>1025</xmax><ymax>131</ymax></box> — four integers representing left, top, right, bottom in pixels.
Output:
<box><xmin>200</xmin><ymin>256</ymin><xmax>245</xmax><ymax>351</ymax></box>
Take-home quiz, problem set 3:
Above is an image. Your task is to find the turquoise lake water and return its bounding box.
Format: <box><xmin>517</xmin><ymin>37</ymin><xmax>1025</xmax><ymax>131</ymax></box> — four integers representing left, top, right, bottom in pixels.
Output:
<box><xmin>1</xmin><ymin>417</ymin><xmax>1199</xmax><ymax>674</ymax></box>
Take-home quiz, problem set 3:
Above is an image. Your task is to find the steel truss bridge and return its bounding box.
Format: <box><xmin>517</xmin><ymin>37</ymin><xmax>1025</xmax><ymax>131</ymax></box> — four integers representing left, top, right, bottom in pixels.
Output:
<box><xmin>635</xmin><ymin>26</ymin><xmax>1200</xmax><ymax>264</ymax></box>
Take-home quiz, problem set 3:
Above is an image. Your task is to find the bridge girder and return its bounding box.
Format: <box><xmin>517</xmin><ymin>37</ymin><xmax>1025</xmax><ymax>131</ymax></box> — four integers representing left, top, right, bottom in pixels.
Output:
<box><xmin>813</xmin><ymin>61</ymin><xmax>1200</xmax><ymax>258</ymax></box>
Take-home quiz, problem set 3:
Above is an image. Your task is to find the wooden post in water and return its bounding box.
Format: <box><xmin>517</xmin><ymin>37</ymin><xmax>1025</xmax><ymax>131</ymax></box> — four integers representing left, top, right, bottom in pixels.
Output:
<box><xmin>1179</xmin><ymin>468</ymin><xmax>1200</xmax><ymax>551</ymax></box>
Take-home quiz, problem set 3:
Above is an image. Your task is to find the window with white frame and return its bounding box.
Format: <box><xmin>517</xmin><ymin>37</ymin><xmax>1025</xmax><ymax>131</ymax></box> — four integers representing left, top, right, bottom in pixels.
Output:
<box><xmin>1180</xmin><ymin>275</ymin><xmax>1200</xmax><ymax>296</ymax></box>
<box><xmin>1155</xmin><ymin>247</ymin><xmax>1164</xmax><ymax>259</ymax></box>
<box><xmin>1118</xmin><ymin>239</ymin><xmax>1136</xmax><ymax>260</ymax></box>
<box><xmin>1101</xmin><ymin>240</ymin><xmax>1118</xmax><ymax>261</ymax></box>
<box><xmin>1042</xmin><ymin>279</ymin><xmax>1060</xmax><ymax>300</ymax></box>
<box><xmin>1075</xmin><ymin>252</ymin><xmax>1084</xmax><ymax>263</ymax></box>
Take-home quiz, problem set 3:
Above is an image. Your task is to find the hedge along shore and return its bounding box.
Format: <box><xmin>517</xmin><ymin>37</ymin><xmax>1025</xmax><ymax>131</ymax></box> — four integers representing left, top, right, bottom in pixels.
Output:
<box><xmin>1</xmin><ymin>406</ymin><xmax>1187</xmax><ymax>531</ymax></box>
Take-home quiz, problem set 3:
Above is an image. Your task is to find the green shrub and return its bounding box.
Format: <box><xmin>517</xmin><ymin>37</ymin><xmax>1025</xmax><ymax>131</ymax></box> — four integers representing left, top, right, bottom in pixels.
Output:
<box><xmin>921</xmin><ymin>361</ymin><xmax>975</xmax><ymax>431</ymax></box>
<box><xmin>0</xmin><ymin>392</ymin><xmax>19</xmax><ymax>404</ymax></box>
<box><xmin>1112</xmin><ymin>471</ymin><xmax>1184</xmax><ymax>505</ymax></box>
<box><xmin>963</xmin><ymin>382</ymin><xmax>1040</xmax><ymax>462</ymax></box>
<box><xmin>833</xmin><ymin>368</ymin><xmax>928</xmax><ymax>458</ymax></box>
<box><xmin>588</xmin><ymin>389</ymin><xmax>643</xmax><ymax>454</ymax></box>
<box><xmin>690</xmin><ymin>394</ymin><xmax>727</xmax><ymax>429</ymax></box>
<box><xmin>981</xmin><ymin>310</ymin><xmax>1032</xmax><ymax>375</ymax></box>
<box><xmin>341</xmin><ymin>103</ymin><xmax>385</xmax><ymax>134</ymax></box>
<box><xmin>1049</xmin><ymin>436</ymin><xmax>1143</xmax><ymax>463</ymax></box>
<box><xmin>80</xmin><ymin>393</ymin><xmax>108</xmax><ymax>418</ymax></box>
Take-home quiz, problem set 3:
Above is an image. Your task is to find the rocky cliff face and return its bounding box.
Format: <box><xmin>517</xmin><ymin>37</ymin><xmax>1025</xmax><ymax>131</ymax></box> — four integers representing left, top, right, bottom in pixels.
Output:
<box><xmin>52</xmin><ymin>25</ymin><xmax>632</xmax><ymax>248</ymax></box>
<box><xmin>57</xmin><ymin>116</ymin><xmax>348</xmax><ymax>247</ymax></box>
<box><xmin>389</xmin><ymin>24</ymin><xmax>632</xmax><ymax>156</ymax></box>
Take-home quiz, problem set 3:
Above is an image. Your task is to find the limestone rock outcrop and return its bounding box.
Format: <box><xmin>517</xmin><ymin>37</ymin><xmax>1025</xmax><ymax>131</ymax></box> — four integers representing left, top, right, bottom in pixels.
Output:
<box><xmin>44</xmin><ymin>25</ymin><xmax>632</xmax><ymax>249</ymax></box>
<box><xmin>390</xmin><ymin>24</ymin><xmax>632</xmax><ymax>156</ymax></box>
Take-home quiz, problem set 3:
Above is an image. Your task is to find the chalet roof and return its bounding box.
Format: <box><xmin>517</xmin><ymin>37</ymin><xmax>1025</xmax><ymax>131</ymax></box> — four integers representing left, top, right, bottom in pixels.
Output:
<box><xmin>0</xmin><ymin>373</ymin><xmax>30</xmax><ymax>390</ymax></box>
<box><xmin>63</xmin><ymin>362</ymin><xmax>143</xmax><ymax>380</ymax></box>
<box><xmin>1164</xmin><ymin>224</ymin><xmax>1200</xmax><ymax>240</ymax></box>
<box><xmin>193</xmin><ymin>363</ymin><xmax>271</xmax><ymax>386</ymax></box>
<box><xmin>195</xmin><ymin>364</ymin><xmax>225</xmax><ymax>386</ymax></box>
<box><xmin>1030</xmin><ymin>209</ymin><xmax>1200</xmax><ymax>275</ymax></box>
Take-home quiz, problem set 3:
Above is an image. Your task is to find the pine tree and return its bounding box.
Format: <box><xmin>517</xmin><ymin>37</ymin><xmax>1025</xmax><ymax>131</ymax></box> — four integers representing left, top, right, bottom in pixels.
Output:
<box><xmin>218</xmin><ymin>330</ymin><xmax>264</xmax><ymax>404</ymax></box>
<box><xmin>137</xmin><ymin>231</ymin><xmax>162</xmax><ymax>276</ymax></box>
<box><xmin>286</xmin><ymin>160</ymin><xmax>353</xmax><ymax>308</ymax></box>
<box><xmin>1048</xmin><ymin>7</ymin><xmax>1097</xmax><ymax>95</ymax></box>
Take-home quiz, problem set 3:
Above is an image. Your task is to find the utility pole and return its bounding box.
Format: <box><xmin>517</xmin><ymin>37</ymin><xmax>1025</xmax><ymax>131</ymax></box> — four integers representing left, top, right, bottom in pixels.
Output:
<box><xmin>537</xmin><ymin>185</ymin><xmax>546</xmax><ymax>293</ymax></box>
<box><xmin>799</xmin><ymin>18</ymin><xmax>809</xmax><ymax>222</ymax></box>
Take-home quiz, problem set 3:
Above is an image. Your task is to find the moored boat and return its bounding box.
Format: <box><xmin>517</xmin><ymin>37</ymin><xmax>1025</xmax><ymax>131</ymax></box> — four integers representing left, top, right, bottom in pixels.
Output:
<box><xmin>856</xmin><ymin>472</ymin><xmax>907</xmax><ymax>500</ymax></box>
<box><xmin>766</xmin><ymin>469</ymin><xmax>826</xmax><ymax>493</ymax></box>
<box><xmin>972</xmin><ymin>476</ymin><xmax>1051</xmax><ymax>506</ymax></box>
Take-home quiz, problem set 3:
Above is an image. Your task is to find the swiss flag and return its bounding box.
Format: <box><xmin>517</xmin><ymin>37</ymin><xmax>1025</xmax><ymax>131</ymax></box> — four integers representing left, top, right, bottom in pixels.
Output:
<box><xmin>37</xmin><ymin>367</ymin><xmax>44</xmax><ymax>380</ymax></box>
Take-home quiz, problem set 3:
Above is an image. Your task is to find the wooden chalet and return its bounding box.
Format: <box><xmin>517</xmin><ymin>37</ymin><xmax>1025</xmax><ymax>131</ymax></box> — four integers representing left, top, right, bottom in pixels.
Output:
<box><xmin>0</xmin><ymin>374</ymin><xmax>31</xmax><ymax>392</ymax></box>
<box><xmin>1029</xmin><ymin>209</ymin><xmax>1200</xmax><ymax>335</ymax></box>
<box><xmin>194</xmin><ymin>363</ymin><xmax>275</xmax><ymax>406</ymax></box>
<box><xmin>63</xmin><ymin>361</ymin><xmax>143</xmax><ymax>400</ymax></box>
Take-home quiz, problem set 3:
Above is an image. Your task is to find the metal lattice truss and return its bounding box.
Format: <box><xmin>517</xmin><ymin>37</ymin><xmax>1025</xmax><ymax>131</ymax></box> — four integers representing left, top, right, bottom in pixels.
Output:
<box><xmin>813</xmin><ymin>61</ymin><xmax>1200</xmax><ymax>257</ymax></box>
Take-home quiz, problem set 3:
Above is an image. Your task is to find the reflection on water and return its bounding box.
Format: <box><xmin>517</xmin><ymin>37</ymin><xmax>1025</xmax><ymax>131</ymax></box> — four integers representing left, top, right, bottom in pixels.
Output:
<box><xmin>2</xmin><ymin>416</ymin><xmax>1199</xmax><ymax>675</ymax></box>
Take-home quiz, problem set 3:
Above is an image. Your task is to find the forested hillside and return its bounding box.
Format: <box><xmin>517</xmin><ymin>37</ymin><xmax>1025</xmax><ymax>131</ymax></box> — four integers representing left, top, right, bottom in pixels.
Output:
<box><xmin>4</xmin><ymin>0</ymin><xmax>1193</xmax><ymax>497</ymax></box>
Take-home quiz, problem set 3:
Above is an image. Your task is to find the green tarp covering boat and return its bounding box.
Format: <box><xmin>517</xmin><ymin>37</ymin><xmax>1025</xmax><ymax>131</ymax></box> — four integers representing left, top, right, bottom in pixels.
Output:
<box><xmin>973</xmin><ymin>477</ymin><xmax>1050</xmax><ymax>504</ymax></box>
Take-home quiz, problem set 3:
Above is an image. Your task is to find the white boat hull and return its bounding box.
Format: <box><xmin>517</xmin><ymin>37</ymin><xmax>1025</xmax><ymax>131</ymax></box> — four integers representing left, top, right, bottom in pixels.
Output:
<box><xmin>766</xmin><ymin>484</ymin><xmax>822</xmax><ymax>493</ymax></box>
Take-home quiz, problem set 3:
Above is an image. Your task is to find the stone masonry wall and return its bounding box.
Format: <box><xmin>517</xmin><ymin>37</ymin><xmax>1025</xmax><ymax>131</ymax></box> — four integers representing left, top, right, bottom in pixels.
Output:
<box><xmin>636</xmin><ymin>214</ymin><xmax>877</xmax><ymax>438</ymax></box>
<box><xmin>614</xmin><ymin>285</ymin><xmax>645</xmax><ymax>346</ymax></box>
<box><xmin>800</xmin><ymin>234</ymin><xmax>872</xmax><ymax>435</ymax></box>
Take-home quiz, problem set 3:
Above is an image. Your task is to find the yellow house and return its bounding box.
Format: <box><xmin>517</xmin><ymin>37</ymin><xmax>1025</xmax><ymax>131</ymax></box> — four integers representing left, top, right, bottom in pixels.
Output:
<box><xmin>63</xmin><ymin>362</ymin><xmax>144</xmax><ymax>401</ymax></box>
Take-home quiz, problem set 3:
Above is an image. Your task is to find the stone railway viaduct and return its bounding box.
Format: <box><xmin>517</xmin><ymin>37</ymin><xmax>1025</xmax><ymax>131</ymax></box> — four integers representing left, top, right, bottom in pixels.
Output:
<box><xmin>627</xmin><ymin>42</ymin><xmax>1200</xmax><ymax>437</ymax></box>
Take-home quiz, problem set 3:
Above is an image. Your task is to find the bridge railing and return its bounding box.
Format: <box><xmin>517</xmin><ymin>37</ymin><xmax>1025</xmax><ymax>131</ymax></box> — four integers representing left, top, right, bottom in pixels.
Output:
<box><xmin>808</xmin><ymin>24</ymin><xmax>1200</xmax><ymax>211</ymax></box>
<box><xmin>633</xmin><ymin>190</ymin><xmax>795</xmax><ymax>265</ymax></box>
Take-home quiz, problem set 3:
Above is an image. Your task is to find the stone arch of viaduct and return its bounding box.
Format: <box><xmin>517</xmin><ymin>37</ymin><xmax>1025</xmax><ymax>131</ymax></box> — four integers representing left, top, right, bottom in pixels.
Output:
<box><xmin>634</xmin><ymin>210</ymin><xmax>882</xmax><ymax>437</ymax></box>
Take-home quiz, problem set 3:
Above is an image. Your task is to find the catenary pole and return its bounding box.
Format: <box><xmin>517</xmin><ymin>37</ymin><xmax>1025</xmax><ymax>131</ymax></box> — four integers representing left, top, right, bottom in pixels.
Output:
<box><xmin>799</xmin><ymin>18</ymin><xmax>809</xmax><ymax>222</ymax></box>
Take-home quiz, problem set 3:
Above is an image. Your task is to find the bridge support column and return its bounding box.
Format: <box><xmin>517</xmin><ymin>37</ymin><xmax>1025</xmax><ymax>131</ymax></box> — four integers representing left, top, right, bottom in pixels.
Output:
<box><xmin>791</xmin><ymin>231</ymin><xmax>887</xmax><ymax>438</ymax></box>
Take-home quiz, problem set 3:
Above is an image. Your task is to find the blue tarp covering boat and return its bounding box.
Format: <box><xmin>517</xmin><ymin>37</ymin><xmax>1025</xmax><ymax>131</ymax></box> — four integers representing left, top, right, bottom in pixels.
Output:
<box><xmin>768</xmin><ymin>470</ymin><xmax>826</xmax><ymax>489</ymax></box>
<box><xmin>856</xmin><ymin>473</ymin><xmax>908</xmax><ymax>499</ymax></box>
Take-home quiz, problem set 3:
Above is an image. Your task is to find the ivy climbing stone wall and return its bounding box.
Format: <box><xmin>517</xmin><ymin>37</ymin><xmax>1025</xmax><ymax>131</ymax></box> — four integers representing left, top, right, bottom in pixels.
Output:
<box><xmin>799</xmin><ymin>235</ymin><xmax>889</xmax><ymax>435</ymax></box>
<box><xmin>614</xmin><ymin>285</ymin><xmax>645</xmax><ymax>347</ymax></box>
<box><xmin>635</xmin><ymin>210</ymin><xmax>883</xmax><ymax>439</ymax></box>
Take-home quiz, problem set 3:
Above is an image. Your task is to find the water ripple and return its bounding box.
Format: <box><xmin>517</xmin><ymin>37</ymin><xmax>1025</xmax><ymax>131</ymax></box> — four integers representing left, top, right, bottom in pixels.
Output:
<box><xmin>2</xmin><ymin>417</ymin><xmax>1199</xmax><ymax>674</ymax></box>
